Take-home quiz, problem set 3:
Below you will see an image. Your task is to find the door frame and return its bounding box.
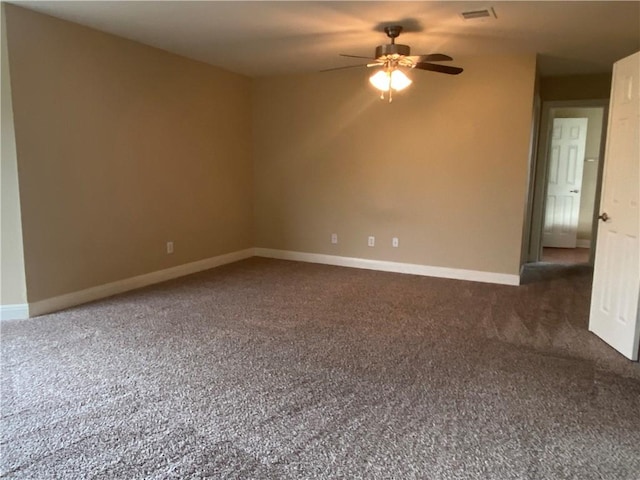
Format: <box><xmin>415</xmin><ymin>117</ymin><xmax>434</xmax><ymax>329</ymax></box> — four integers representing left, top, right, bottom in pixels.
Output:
<box><xmin>525</xmin><ymin>99</ymin><xmax>610</xmax><ymax>264</ymax></box>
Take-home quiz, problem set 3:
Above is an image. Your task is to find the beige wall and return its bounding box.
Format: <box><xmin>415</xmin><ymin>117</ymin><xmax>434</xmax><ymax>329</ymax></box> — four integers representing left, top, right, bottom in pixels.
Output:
<box><xmin>541</xmin><ymin>74</ymin><xmax>611</xmax><ymax>101</ymax></box>
<box><xmin>3</xmin><ymin>6</ymin><xmax>538</xmax><ymax>306</ymax></box>
<box><xmin>0</xmin><ymin>5</ymin><xmax>27</xmax><ymax>306</ymax></box>
<box><xmin>253</xmin><ymin>54</ymin><xmax>537</xmax><ymax>275</ymax></box>
<box><xmin>551</xmin><ymin>107</ymin><xmax>604</xmax><ymax>242</ymax></box>
<box><xmin>5</xmin><ymin>5</ymin><xmax>253</xmax><ymax>302</ymax></box>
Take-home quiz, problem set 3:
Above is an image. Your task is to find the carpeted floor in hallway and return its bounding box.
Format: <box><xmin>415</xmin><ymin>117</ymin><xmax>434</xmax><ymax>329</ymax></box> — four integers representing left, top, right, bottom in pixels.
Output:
<box><xmin>1</xmin><ymin>258</ymin><xmax>639</xmax><ymax>479</ymax></box>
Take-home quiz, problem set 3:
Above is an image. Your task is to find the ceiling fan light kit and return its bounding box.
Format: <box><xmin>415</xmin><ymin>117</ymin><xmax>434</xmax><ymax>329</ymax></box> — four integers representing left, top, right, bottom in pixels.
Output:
<box><xmin>369</xmin><ymin>69</ymin><xmax>412</xmax><ymax>95</ymax></box>
<box><xmin>330</xmin><ymin>25</ymin><xmax>463</xmax><ymax>103</ymax></box>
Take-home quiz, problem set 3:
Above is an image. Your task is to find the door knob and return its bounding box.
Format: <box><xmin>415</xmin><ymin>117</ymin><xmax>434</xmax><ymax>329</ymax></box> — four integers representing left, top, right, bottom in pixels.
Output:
<box><xmin>598</xmin><ymin>212</ymin><xmax>610</xmax><ymax>222</ymax></box>
<box><xmin>570</xmin><ymin>189</ymin><xmax>580</xmax><ymax>193</ymax></box>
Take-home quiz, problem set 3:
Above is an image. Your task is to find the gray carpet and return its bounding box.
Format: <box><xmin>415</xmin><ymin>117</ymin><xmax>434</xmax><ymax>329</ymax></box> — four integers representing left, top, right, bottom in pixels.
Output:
<box><xmin>1</xmin><ymin>258</ymin><xmax>639</xmax><ymax>479</ymax></box>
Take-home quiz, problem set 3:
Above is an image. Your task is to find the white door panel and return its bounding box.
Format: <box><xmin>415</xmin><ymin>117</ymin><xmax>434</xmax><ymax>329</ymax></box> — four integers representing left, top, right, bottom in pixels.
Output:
<box><xmin>543</xmin><ymin>118</ymin><xmax>588</xmax><ymax>248</ymax></box>
<box><xmin>589</xmin><ymin>51</ymin><xmax>640</xmax><ymax>360</ymax></box>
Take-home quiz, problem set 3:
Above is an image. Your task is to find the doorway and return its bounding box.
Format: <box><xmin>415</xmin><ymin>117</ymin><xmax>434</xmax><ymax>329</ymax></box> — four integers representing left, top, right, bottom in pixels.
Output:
<box><xmin>527</xmin><ymin>100</ymin><xmax>609</xmax><ymax>266</ymax></box>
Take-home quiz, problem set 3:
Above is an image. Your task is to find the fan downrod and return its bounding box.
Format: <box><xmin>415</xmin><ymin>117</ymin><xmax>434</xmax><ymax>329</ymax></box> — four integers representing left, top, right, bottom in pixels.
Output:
<box><xmin>376</xmin><ymin>26</ymin><xmax>410</xmax><ymax>58</ymax></box>
<box><xmin>384</xmin><ymin>26</ymin><xmax>403</xmax><ymax>43</ymax></box>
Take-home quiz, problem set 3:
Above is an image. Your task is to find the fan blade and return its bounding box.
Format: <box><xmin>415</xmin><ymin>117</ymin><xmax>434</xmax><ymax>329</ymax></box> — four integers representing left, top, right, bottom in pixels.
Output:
<box><xmin>339</xmin><ymin>53</ymin><xmax>376</xmax><ymax>60</ymax></box>
<box><xmin>320</xmin><ymin>63</ymin><xmax>368</xmax><ymax>72</ymax></box>
<box><xmin>410</xmin><ymin>53</ymin><xmax>453</xmax><ymax>62</ymax></box>
<box><xmin>414</xmin><ymin>62</ymin><xmax>463</xmax><ymax>75</ymax></box>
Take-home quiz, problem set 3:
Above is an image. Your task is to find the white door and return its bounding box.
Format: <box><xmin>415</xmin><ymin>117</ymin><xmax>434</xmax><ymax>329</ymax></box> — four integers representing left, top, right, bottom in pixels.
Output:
<box><xmin>589</xmin><ymin>51</ymin><xmax>640</xmax><ymax>361</ymax></box>
<box><xmin>542</xmin><ymin>118</ymin><xmax>588</xmax><ymax>248</ymax></box>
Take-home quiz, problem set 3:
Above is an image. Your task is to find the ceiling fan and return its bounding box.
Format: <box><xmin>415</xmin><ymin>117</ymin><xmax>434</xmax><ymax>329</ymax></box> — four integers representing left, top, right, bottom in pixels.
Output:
<box><xmin>326</xmin><ymin>25</ymin><xmax>463</xmax><ymax>102</ymax></box>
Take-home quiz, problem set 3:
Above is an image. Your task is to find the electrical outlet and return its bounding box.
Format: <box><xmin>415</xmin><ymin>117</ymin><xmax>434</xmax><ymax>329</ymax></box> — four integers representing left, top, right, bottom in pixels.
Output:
<box><xmin>368</xmin><ymin>236</ymin><xmax>375</xmax><ymax>247</ymax></box>
<box><xmin>392</xmin><ymin>237</ymin><xmax>399</xmax><ymax>248</ymax></box>
<box><xmin>166</xmin><ymin>241</ymin><xmax>174</xmax><ymax>254</ymax></box>
<box><xmin>331</xmin><ymin>233</ymin><xmax>338</xmax><ymax>244</ymax></box>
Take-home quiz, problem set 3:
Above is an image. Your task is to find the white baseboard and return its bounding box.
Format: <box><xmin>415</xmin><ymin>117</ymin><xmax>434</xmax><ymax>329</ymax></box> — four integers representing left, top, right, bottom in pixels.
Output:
<box><xmin>28</xmin><ymin>248</ymin><xmax>254</xmax><ymax>317</ymax></box>
<box><xmin>0</xmin><ymin>303</ymin><xmax>29</xmax><ymax>321</ymax></box>
<box><xmin>255</xmin><ymin>248</ymin><xmax>520</xmax><ymax>286</ymax></box>
<box><xmin>18</xmin><ymin>246</ymin><xmax>520</xmax><ymax>318</ymax></box>
<box><xmin>576</xmin><ymin>240</ymin><xmax>591</xmax><ymax>249</ymax></box>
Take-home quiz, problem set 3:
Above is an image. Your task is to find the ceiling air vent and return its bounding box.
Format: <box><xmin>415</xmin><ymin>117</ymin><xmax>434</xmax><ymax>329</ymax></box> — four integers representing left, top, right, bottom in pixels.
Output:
<box><xmin>460</xmin><ymin>7</ymin><xmax>497</xmax><ymax>21</ymax></box>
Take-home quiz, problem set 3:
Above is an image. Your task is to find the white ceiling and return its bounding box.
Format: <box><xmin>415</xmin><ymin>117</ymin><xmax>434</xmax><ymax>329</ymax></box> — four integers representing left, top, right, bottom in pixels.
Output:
<box><xmin>10</xmin><ymin>1</ymin><xmax>640</xmax><ymax>78</ymax></box>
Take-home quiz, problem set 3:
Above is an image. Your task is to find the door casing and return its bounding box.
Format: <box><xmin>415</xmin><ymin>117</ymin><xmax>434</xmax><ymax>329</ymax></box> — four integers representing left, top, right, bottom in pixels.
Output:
<box><xmin>525</xmin><ymin>99</ymin><xmax>609</xmax><ymax>264</ymax></box>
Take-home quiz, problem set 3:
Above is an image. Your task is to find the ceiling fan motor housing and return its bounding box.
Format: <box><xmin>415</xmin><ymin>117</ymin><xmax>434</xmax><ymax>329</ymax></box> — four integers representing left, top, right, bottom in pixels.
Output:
<box><xmin>375</xmin><ymin>43</ymin><xmax>411</xmax><ymax>59</ymax></box>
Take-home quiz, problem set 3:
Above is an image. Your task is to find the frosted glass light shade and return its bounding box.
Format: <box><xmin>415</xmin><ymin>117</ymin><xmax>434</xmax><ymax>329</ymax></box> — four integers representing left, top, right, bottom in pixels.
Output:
<box><xmin>369</xmin><ymin>69</ymin><xmax>412</xmax><ymax>92</ymax></box>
